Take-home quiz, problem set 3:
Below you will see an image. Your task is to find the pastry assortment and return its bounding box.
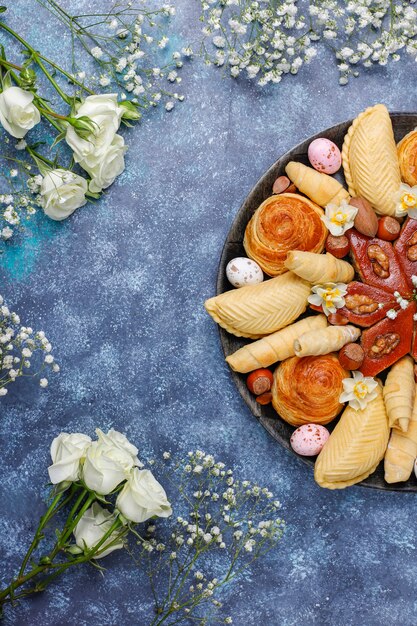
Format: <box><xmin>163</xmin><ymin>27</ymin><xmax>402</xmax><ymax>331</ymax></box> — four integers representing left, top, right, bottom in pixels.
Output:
<box><xmin>205</xmin><ymin>103</ymin><xmax>417</xmax><ymax>489</ymax></box>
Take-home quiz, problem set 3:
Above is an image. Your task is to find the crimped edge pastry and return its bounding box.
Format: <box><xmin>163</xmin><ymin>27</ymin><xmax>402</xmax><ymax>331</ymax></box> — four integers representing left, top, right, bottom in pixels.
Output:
<box><xmin>204</xmin><ymin>271</ymin><xmax>310</xmax><ymax>339</ymax></box>
<box><xmin>342</xmin><ymin>104</ymin><xmax>401</xmax><ymax>216</ymax></box>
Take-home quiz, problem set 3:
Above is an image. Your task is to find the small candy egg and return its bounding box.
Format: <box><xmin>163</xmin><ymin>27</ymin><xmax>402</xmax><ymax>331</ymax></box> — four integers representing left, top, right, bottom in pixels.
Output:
<box><xmin>308</xmin><ymin>138</ymin><xmax>341</xmax><ymax>175</ymax></box>
<box><xmin>226</xmin><ymin>257</ymin><xmax>263</xmax><ymax>288</ymax></box>
<box><xmin>290</xmin><ymin>424</ymin><xmax>330</xmax><ymax>457</ymax></box>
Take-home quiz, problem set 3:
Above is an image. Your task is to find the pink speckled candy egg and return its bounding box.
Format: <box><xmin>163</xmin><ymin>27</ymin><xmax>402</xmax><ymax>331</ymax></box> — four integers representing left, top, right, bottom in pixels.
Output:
<box><xmin>290</xmin><ymin>424</ymin><xmax>330</xmax><ymax>456</ymax></box>
<box><xmin>308</xmin><ymin>138</ymin><xmax>341</xmax><ymax>175</ymax></box>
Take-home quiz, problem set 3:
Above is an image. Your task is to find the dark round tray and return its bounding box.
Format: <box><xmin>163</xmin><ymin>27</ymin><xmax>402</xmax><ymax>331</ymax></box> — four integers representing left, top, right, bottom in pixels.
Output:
<box><xmin>217</xmin><ymin>112</ymin><xmax>417</xmax><ymax>492</ymax></box>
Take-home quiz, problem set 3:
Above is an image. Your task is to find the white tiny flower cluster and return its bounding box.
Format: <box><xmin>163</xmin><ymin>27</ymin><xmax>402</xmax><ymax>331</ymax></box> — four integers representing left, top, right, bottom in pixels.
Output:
<box><xmin>139</xmin><ymin>449</ymin><xmax>285</xmax><ymax>623</ymax></box>
<box><xmin>0</xmin><ymin>295</ymin><xmax>58</xmax><ymax>395</ymax></box>
<box><xmin>199</xmin><ymin>0</ymin><xmax>417</xmax><ymax>85</ymax></box>
<box><xmin>74</xmin><ymin>3</ymin><xmax>187</xmax><ymax>112</ymax></box>
<box><xmin>200</xmin><ymin>0</ymin><xmax>316</xmax><ymax>84</ymax></box>
<box><xmin>0</xmin><ymin>168</ymin><xmax>41</xmax><ymax>242</ymax></box>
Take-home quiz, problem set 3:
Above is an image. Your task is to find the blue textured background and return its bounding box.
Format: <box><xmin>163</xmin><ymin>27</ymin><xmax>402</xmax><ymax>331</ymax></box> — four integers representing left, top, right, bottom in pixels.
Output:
<box><xmin>1</xmin><ymin>2</ymin><xmax>417</xmax><ymax>625</ymax></box>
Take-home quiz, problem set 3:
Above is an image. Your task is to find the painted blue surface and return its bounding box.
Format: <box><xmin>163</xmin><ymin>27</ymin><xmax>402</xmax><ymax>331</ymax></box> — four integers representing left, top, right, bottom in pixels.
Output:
<box><xmin>0</xmin><ymin>2</ymin><xmax>417</xmax><ymax>625</ymax></box>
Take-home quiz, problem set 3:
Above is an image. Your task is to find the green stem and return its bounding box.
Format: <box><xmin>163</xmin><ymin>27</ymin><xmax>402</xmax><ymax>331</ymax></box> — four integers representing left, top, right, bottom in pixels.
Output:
<box><xmin>0</xmin><ymin>22</ymin><xmax>71</xmax><ymax>104</ymax></box>
<box><xmin>0</xmin><ymin>517</ymin><xmax>125</xmax><ymax>606</ymax></box>
<box><xmin>47</xmin><ymin>491</ymin><xmax>95</xmax><ymax>560</ymax></box>
<box><xmin>18</xmin><ymin>491</ymin><xmax>66</xmax><ymax>577</ymax></box>
<box><xmin>26</xmin><ymin>146</ymin><xmax>54</xmax><ymax>169</ymax></box>
<box><xmin>39</xmin><ymin>53</ymin><xmax>95</xmax><ymax>94</ymax></box>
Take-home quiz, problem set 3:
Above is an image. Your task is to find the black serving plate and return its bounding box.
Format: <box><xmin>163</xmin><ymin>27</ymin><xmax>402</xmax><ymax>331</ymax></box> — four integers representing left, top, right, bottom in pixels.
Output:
<box><xmin>217</xmin><ymin>112</ymin><xmax>417</xmax><ymax>492</ymax></box>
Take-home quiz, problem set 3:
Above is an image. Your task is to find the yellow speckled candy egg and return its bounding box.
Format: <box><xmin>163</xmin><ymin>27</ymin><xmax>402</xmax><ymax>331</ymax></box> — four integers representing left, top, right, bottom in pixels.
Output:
<box><xmin>308</xmin><ymin>138</ymin><xmax>341</xmax><ymax>175</ymax></box>
<box><xmin>226</xmin><ymin>257</ymin><xmax>264</xmax><ymax>288</ymax></box>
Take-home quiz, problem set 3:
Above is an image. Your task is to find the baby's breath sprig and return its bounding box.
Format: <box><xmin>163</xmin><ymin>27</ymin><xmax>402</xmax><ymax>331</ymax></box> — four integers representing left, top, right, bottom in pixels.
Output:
<box><xmin>0</xmin><ymin>294</ymin><xmax>59</xmax><ymax>395</ymax></box>
<box><xmin>131</xmin><ymin>450</ymin><xmax>285</xmax><ymax>626</ymax></box>
<box><xmin>198</xmin><ymin>0</ymin><xmax>317</xmax><ymax>85</ymax></box>
<box><xmin>310</xmin><ymin>0</ymin><xmax>417</xmax><ymax>85</ymax></box>
<box><xmin>36</xmin><ymin>0</ymin><xmax>187</xmax><ymax>113</ymax></box>
<box><xmin>198</xmin><ymin>0</ymin><xmax>417</xmax><ymax>86</ymax></box>
<box><xmin>0</xmin><ymin>153</ymin><xmax>43</xmax><ymax>244</ymax></box>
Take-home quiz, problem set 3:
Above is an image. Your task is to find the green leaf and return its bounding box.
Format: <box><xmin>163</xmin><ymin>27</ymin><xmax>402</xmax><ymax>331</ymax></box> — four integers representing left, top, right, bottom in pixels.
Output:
<box><xmin>85</xmin><ymin>191</ymin><xmax>100</xmax><ymax>200</ymax></box>
<box><xmin>0</xmin><ymin>7</ymin><xmax>7</xmax><ymax>13</ymax></box>
<box><xmin>50</xmin><ymin>131</ymin><xmax>66</xmax><ymax>150</ymax></box>
<box><xmin>94</xmin><ymin>492</ymin><xmax>110</xmax><ymax>505</ymax></box>
<box><xmin>51</xmin><ymin>480</ymin><xmax>72</xmax><ymax>496</ymax></box>
<box><xmin>119</xmin><ymin>99</ymin><xmax>141</xmax><ymax>121</ymax></box>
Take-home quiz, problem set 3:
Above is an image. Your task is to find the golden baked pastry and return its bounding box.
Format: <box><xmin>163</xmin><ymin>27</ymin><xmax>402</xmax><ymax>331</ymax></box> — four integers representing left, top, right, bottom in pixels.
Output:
<box><xmin>225</xmin><ymin>314</ymin><xmax>327</xmax><ymax>373</ymax></box>
<box><xmin>271</xmin><ymin>354</ymin><xmax>347</xmax><ymax>426</ymax></box>
<box><xmin>342</xmin><ymin>104</ymin><xmax>401</xmax><ymax>216</ymax></box>
<box><xmin>397</xmin><ymin>129</ymin><xmax>417</xmax><ymax>186</ymax></box>
<box><xmin>285</xmin><ymin>162</ymin><xmax>350</xmax><ymax>207</ymax></box>
<box><xmin>383</xmin><ymin>355</ymin><xmax>415</xmax><ymax>432</ymax></box>
<box><xmin>314</xmin><ymin>381</ymin><xmax>389</xmax><ymax>489</ymax></box>
<box><xmin>243</xmin><ymin>193</ymin><xmax>327</xmax><ymax>276</ymax></box>
<box><xmin>294</xmin><ymin>325</ymin><xmax>360</xmax><ymax>357</ymax></box>
<box><xmin>385</xmin><ymin>386</ymin><xmax>417</xmax><ymax>483</ymax></box>
<box><xmin>204</xmin><ymin>272</ymin><xmax>310</xmax><ymax>339</ymax></box>
<box><xmin>285</xmin><ymin>250</ymin><xmax>354</xmax><ymax>283</ymax></box>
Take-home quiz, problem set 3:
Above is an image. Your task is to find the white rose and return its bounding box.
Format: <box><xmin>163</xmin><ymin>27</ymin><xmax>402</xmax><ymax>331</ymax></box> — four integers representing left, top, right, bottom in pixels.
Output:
<box><xmin>0</xmin><ymin>86</ymin><xmax>41</xmax><ymax>138</ymax></box>
<box><xmin>40</xmin><ymin>169</ymin><xmax>88</xmax><ymax>221</ymax></box>
<box><xmin>82</xmin><ymin>429</ymin><xmax>140</xmax><ymax>495</ymax></box>
<box><xmin>116</xmin><ymin>468</ymin><xmax>172</xmax><ymax>523</ymax></box>
<box><xmin>73</xmin><ymin>502</ymin><xmax>124</xmax><ymax>559</ymax></box>
<box><xmin>82</xmin><ymin>134</ymin><xmax>127</xmax><ymax>193</ymax></box>
<box><xmin>99</xmin><ymin>428</ymin><xmax>142</xmax><ymax>466</ymax></box>
<box><xmin>48</xmin><ymin>432</ymin><xmax>92</xmax><ymax>484</ymax></box>
<box><xmin>66</xmin><ymin>94</ymin><xmax>123</xmax><ymax>169</ymax></box>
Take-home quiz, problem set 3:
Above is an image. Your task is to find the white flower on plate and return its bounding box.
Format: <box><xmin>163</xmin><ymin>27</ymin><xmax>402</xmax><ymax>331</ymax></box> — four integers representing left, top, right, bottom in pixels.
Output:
<box><xmin>339</xmin><ymin>371</ymin><xmax>378</xmax><ymax>411</ymax></box>
<box><xmin>395</xmin><ymin>183</ymin><xmax>417</xmax><ymax>218</ymax></box>
<box><xmin>308</xmin><ymin>282</ymin><xmax>348</xmax><ymax>316</ymax></box>
<box><xmin>321</xmin><ymin>199</ymin><xmax>357</xmax><ymax>236</ymax></box>
<box><xmin>116</xmin><ymin>467</ymin><xmax>172</xmax><ymax>523</ymax></box>
<box><xmin>73</xmin><ymin>502</ymin><xmax>124</xmax><ymax>558</ymax></box>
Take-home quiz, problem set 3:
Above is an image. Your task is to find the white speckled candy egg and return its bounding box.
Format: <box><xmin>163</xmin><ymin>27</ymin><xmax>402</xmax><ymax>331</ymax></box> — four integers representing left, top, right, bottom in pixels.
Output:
<box><xmin>226</xmin><ymin>257</ymin><xmax>264</xmax><ymax>288</ymax></box>
<box><xmin>308</xmin><ymin>138</ymin><xmax>341</xmax><ymax>175</ymax></box>
<box><xmin>290</xmin><ymin>424</ymin><xmax>330</xmax><ymax>456</ymax></box>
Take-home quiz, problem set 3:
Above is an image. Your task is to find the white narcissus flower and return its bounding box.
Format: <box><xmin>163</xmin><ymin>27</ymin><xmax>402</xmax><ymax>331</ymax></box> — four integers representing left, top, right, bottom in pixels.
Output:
<box><xmin>0</xmin><ymin>86</ymin><xmax>41</xmax><ymax>138</ymax></box>
<box><xmin>116</xmin><ymin>468</ymin><xmax>172</xmax><ymax>523</ymax></box>
<box><xmin>40</xmin><ymin>169</ymin><xmax>88</xmax><ymax>221</ymax></box>
<box><xmin>82</xmin><ymin>429</ymin><xmax>140</xmax><ymax>495</ymax></box>
<box><xmin>86</xmin><ymin>134</ymin><xmax>127</xmax><ymax>193</ymax></box>
<box><xmin>308</xmin><ymin>282</ymin><xmax>348</xmax><ymax>316</ymax></box>
<box><xmin>339</xmin><ymin>371</ymin><xmax>378</xmax><ymax>411</ymax></box>
<box><xmin>321</xmin><ymin>199</ymin><xmax>358</xmax><ymax>236</ymax></box>
<box><xmin>48</xmin><ymin>432</ymin><xmax>92</xmax><ymax>484</ymax></box>
<box><xmin>73</xmin><ymin>502</ymin><xmax>124</xmax><ymax>558</ymax></box>
<box><xmin>395</xmin><ymin>183</ymin><xmax>417</xmax><ymax>219</ymax></box>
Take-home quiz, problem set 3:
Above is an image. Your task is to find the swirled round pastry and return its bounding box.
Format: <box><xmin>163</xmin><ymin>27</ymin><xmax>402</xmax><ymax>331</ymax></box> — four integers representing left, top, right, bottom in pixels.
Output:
<box><xmin>397</xmin><ymin>129</ymin><xmax>417</xmax><ymax>186</ymax></box>
<box><xmin>243</xmin><ymin>193</ymin><xmax>327</xmax><ymax>276</ymax></box>
<box><xmin>271</xmin><ymin>354</ymin><xmax>348</xmax><ymax>427</ymax></box>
